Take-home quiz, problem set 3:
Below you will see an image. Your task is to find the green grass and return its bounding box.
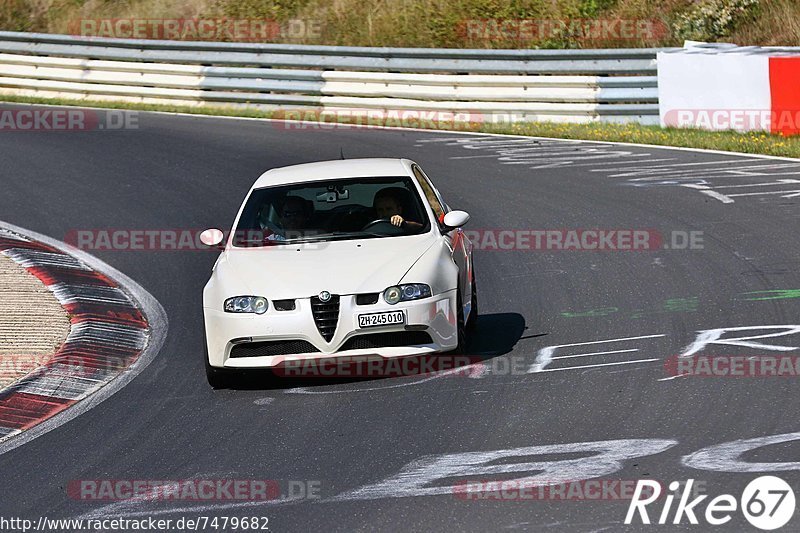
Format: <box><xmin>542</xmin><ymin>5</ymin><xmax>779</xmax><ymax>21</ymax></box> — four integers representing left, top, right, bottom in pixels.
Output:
<box><xmin>2</xmin><ymin>93</ymin><xmax>798</xmax><ymax>158</ymax></box>
<box><xmin>484</xmin><ymin>121</ymin><xmax>800</xmax><ymax>158</ymax></box>
<box><xmin>5</xmin><ymin>0</ymin><xmax>799</xmax><ymax>48</ymax></box>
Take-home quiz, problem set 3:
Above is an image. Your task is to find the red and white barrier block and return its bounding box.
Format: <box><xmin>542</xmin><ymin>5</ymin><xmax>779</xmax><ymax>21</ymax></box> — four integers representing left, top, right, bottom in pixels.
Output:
<box><xmin>658</xmin><ymin>44</ymin><xmax>800</xmax><ymax>135</ymax></box>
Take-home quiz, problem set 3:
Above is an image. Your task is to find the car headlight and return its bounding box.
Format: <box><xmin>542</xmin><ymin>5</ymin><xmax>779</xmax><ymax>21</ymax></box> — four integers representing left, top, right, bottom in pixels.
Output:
<box><xmin>224</xmin><ymin>296</ymin><xmax>268</xmax><ymax>314</ymax></box>
<box><xmin>383</xmin><ymin>284</ymin><xmax>431</xmax><ymax>304</ymax></box>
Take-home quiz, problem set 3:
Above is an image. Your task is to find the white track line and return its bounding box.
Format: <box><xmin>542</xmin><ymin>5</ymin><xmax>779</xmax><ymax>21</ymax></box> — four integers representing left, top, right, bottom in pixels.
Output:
<box><xmin>6</xmin><ymin>101</ymin><xmax>800</xmax><ymax>163</ymax></box>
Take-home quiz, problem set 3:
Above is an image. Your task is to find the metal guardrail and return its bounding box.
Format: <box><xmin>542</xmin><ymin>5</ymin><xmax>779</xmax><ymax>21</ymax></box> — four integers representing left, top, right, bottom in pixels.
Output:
<box><xmin>0</xmin><ymin>32</ymin><xmax>671</xmax><ymax>124</ymax></box>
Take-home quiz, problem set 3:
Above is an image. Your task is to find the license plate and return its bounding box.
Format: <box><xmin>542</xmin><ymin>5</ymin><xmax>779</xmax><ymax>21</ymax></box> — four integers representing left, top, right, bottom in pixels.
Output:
<box><xmin>358</xmin><ymin>311</ymin><xmax>405</xmax><ymax>328</ymax></box>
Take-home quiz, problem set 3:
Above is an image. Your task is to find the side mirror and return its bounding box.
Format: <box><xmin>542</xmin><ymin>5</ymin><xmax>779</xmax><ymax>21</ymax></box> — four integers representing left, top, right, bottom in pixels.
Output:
<box><xmin>442</xmin><ymin>210</ymin><xmax>470</xmax><ymax>229</ymax></box>
<box><xmin>200</xmin><ymin>228</ymin><xmax>225</xmax><ymax>247</ymax></box>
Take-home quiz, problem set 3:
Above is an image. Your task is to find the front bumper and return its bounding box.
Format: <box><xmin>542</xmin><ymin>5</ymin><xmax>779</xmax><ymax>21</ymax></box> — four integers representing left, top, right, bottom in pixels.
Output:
<box><xmin>203</xmin><ymin>289</ymin><xmax>458</xmax><ymax>368</ymax></box>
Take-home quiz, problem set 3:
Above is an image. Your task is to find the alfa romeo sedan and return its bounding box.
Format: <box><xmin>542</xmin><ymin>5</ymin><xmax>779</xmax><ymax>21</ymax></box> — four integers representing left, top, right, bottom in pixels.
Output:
<box><xmin>201</xmin><ymin>158</ymin><xmax>476</xmax><ymax>387</ymax></box>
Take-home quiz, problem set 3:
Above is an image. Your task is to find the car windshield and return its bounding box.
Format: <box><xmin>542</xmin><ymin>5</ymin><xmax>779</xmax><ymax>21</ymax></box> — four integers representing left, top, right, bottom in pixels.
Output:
<box><xmin>232</xmin><ymin>176</ymin><xmax>431</xmax><ymax>247</ymax></box>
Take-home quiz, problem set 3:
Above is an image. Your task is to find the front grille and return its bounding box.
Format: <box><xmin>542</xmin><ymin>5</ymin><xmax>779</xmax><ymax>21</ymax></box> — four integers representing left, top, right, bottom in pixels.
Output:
<box><xmin>229</xmin><ymin>331</ymin><xmax>433</xmax><ymax>358</ymax></box>
<box><xmin>310</xmin><ymin>294</ymin><xmax>340</xmax><ymax>342</ymax></box>
<box><xmin>340</xmin><ymin>331</ymin><xmax>433</xmax><ymax>351</ymax></box>
<box><xmin>230</xmin><ymin>340</ymin><xmax>320</xmax><ymax>358</ymax></box>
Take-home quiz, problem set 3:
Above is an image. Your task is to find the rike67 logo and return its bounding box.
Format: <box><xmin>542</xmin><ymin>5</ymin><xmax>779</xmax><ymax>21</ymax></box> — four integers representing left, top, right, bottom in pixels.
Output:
<box><xmin>625</xmin><ymin>476</ymin><xmax>795</xmax><ymax>530</ymax></box>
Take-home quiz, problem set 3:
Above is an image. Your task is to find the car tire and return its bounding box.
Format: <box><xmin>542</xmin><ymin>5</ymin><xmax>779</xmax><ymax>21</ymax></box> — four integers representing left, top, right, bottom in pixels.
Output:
<box><xmin>447</xmin><ymin>288</ymin><xmax>468</xmax><ymax>355</ymax></box>
<box><xmin>205</xmin><ymin>356</ymin><xmax>230</xmax><ymax>389</ymax></box>
<box><xmin>466</xmin><ymin>269</ymin><xmax>478</xmax><ymax>332</ymax></box>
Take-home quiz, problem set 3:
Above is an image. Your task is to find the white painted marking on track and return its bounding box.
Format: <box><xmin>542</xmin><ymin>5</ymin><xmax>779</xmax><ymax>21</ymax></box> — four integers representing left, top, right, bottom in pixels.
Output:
<box><xmin>726</xmin><ymin>189</ymin><xmax>800</xmax><ymax>197</ymax></box>
<box><xmin>529</xmin><ymin>334</ymin><xmax>665</xmax><ymax>373</ymax></box>
<box><xmin>74</xmin><ymin>494</ymin><xmax>300</xmax><ymax>521</ymax></box>
<box><xmin>596</xmin><ymin>159</ymin><xmax>753</xmax><ymax>178</ymax></box>
<box><xmin>451</xmin><ymin>154</ymin><xmax>505</xmax><ymax>160</ymax></box>
<box><xmin>700</xmin><ymin>189</ymin><xmax>735</xmax><ymax>203</ymax></box>
<box><xmin>418</xmin><ymin>132</ymin><xmax>800</xmax><ymax>206</ymax></box>
<box><xmin>713</xmin><ymin>179</ymin><xmax>800</xmax><ymax>188</ymax></box>
<box><xmin>555</xmin><ymin>156</ymin><xmax>675</xmax><ymax>169</ymax></box>
<box><xmin>333</xmin><ymin>438</ymin><xmax>678</xmax><ymax>501</ymax></box>
<box><xmin>660</xmin><ymin>324</ymin><xmax>800</xmax><ymax>380</ymax></box>
<box><xmin>552</xmin><ymin>348</ymin><xmax>639</xmax><ymax>360</ymax></box>
<box><xmin>534</xmin><ymin>358</ymin><xmax>660</xmax><ymax>373</ymax></box>
<box><xmin>539</xmin><ymin>334</ymin><xmax>665</xmax><ymax>349</ymax></box>
<box><xmin>680</xmin><ymin>325</ymin><xmax>800</xmax><ymax>357</ymax></box>
<box><xmin>682</xmin><ymin>432</ymin><xmax>800</xmax><ymax>472</ymax></box>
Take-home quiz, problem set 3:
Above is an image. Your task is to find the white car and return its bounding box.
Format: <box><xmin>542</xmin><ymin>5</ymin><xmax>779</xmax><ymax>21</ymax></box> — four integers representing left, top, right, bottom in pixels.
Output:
<box><xmin>201</xmin><ymin>158</ymin><xmax>476</xmax><ymax>387</ymax></box>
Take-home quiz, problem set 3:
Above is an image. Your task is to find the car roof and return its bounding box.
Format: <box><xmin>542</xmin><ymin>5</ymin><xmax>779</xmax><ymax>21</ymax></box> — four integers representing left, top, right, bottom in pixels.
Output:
<box><xmin>251</xmin><ymin>158</ymin><xmax>414</xmax><ymax>189</ymax></box>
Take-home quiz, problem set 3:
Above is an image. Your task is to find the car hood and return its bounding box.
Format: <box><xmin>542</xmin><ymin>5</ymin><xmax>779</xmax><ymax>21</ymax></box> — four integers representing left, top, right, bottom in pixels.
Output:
<box><xmin>222</xmin><ymin>233</ymin><xmax>438</xmax><ymax>299</ymax></box>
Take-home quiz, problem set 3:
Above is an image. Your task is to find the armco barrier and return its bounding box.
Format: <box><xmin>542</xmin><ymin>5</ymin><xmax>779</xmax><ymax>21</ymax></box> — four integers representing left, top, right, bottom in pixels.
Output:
<box><xmin>0</xmin><ymin>32</ymin><xmax>668</xmax><ymax>124</ymax></box>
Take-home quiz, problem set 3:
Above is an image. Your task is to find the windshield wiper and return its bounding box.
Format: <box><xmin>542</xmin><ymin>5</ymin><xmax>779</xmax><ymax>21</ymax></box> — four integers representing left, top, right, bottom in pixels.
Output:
<box><xmin>282</xmin><ymin>231</ymin><xmax>388</xmax><ymax>243</ymax></box>
<box><xmin>234</xmin><ymin>231</ymin><xmax>390</xmax><ymax>247</ymax></box>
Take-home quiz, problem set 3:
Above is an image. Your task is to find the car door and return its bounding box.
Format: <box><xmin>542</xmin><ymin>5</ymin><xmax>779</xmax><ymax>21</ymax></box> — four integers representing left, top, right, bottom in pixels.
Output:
<box><xmin>411</xmin><ymin>165</ymin><xmax>472</xmax><ymax>312</ymax></box>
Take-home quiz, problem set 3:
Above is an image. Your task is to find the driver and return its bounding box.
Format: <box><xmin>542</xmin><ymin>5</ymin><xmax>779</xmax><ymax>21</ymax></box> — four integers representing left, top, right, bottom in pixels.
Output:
<box><xmin>373</xmin><ymin>188</ymin><xmax>423</xmax><ymax>231</ymax></box>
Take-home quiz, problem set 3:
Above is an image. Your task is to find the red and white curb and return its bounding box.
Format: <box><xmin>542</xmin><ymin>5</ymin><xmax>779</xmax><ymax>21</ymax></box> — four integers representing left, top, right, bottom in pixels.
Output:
<box><xmin>0</xmin><ymin>222</ymin><xmax>167</xmax><ymax>453</ymax></box>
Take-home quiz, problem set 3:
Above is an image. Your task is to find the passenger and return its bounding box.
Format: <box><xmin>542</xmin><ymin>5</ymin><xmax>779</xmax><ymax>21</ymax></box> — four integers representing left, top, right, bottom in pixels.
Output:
<box><xmin>279</xmin><ymin>196</ymin><xmax>311</xmax><ymax>232</ymax></box>
<box><xmin>256</xmin><ymin>196</ymin><xmax>311</xmax><ymax>241</ymax></box>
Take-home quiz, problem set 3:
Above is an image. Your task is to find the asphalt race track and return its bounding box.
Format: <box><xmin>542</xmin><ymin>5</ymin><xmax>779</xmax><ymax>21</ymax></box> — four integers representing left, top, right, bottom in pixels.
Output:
<box><xmin>1</xmin><ymin>105</ymin><xmax>799</xmax><ymax>532</ymax></box>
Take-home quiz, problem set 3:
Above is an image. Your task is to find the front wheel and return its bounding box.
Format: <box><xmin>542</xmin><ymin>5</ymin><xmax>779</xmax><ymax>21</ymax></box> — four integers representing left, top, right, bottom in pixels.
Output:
<box><xmin>466</xmin><ymin>269</ymin><xmax>478</xmax><ymax>332</ymax></box>
<box><xmin>447</xmin><ymin>289</ymin><xmax>468</xmax><ymax>354</ymax></box>
<box><xmin>205</xmin><ymin>358</ymin><xmax>230</xmax><ymax>389</ymax></box>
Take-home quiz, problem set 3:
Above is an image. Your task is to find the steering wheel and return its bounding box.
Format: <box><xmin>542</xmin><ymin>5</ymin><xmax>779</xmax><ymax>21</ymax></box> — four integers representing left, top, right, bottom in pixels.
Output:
<box><xmin>361</xmin><ymin>218</ymin><xmax>397</xmax><ymax>231</ymax></box>
<box><xmin>257</xmin><ymin>220</ymin><xmax>286</xmax><ymax>243</ymax></box>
